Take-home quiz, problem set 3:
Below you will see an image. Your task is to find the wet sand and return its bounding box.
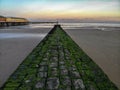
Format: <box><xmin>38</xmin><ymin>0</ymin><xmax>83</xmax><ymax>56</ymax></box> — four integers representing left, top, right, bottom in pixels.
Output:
<box><xmin>0</xmin><ymin>27</ymin><xmax>51</xmax><ymax>87</ymax></box>
<box><xmin>0</xmin><ymin>25</ymin><xmax>120</xmax><ymax>88</ymax></box>
<box><xmin>64</xmin><ymin>27</ymin><xmax>120</xmax><ymax>89</ymax></box>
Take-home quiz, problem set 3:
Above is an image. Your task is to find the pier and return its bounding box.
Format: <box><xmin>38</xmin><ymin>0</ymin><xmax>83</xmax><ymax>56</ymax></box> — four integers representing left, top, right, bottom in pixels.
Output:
<box><xmin>0</xmin><ymin>16</ymin><xmax>29</xmax><ymax>27</ymax></box>
<box><xmin>0</xmin><ymin>22</ymin><xmax>29</xmax><ymax>27</ymax></box>
<box><xmin>30</xmin><ymin>22</ymin><xmax>57</xmax><ymax>24</ymax></box>
<box><xmin>1</xmin><ymin>25</ymin><xmax>118</xmax><ymax>90</ymax></box>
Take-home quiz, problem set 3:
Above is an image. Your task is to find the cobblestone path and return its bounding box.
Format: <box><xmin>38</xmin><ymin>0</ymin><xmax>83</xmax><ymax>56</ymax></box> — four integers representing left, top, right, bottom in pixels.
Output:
<box><xmin>1</xmin><ymin>25</ymin><xmax>118</xmax><ymax>90</ymax></box>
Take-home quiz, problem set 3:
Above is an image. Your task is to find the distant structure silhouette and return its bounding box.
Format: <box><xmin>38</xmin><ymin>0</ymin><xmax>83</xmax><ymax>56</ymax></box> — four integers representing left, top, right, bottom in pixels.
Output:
<box><xmin>56</xmin><ymin>20</ymin><xmax>59</xmax><ymax>25</ymax></box>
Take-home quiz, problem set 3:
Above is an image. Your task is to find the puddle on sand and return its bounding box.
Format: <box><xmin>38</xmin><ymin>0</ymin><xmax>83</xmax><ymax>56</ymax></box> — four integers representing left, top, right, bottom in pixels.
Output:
<box><xmin>0</xmin><ymin>33</ymin><xmax>46</xmax><ymax>39</ymax></box>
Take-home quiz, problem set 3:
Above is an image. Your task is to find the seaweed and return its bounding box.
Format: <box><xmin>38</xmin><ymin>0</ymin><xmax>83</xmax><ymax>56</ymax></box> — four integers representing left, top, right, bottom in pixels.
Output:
<box><xmin>1</xmin><ymin>25</ymin><xmax>118</xmax><ymax>90</ymax></box>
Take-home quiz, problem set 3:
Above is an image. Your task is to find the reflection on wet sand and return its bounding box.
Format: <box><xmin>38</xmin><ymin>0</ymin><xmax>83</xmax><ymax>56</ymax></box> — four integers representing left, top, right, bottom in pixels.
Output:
<box><xmin>0</xmin><ymin>33</ymin><xmax>46</xmax><ymax>39</ymax></box>
<box><xmin>0</xmin><ymin>25</ymin><xmax>51</xmax><ymax>87</ymax></box>
<box><xmin>0</xmin><ymin>23</ymin><xmax>120</xmax><ymax>88</ymax></box>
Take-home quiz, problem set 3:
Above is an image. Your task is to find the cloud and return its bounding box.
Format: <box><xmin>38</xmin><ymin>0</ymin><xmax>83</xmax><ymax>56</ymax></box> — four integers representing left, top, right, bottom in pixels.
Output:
<box><xmin>0</xmin><ymin>0</ymin><xmax>120</xmax><ymax>20</ymax></box>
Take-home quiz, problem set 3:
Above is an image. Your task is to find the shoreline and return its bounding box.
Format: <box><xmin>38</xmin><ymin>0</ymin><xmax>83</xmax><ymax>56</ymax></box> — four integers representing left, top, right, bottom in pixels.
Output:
<box><xmin>0</xmin><ymin>24</ymin><xmax>120</xmax><ymax>88</ymax></box>
<box><xmin>0</xmin><ymin>27</ymin><xmax>51</xmax><ymax>87</ymax></box>
<box><xmin>64</xmin><ymin>28</ymin><xmax>120</xmax><ymax>88</ymax></box>
<box><xmin>1</xmin><ymin>25</ymin><xmax>118</xmax><ymax>89</ymax></box>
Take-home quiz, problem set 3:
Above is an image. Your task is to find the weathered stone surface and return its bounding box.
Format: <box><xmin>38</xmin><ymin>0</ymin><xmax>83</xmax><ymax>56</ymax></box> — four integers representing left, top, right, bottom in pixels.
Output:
<box><xmin>39</xmin><ymin>62</ymin><xmax>47</xmax><ymax>65</ymax></box>
<box><xmin>59</xmin><ymin>86</ymin><xmax>71</xmax><ymax>90</ymax></box>
<box><xmin>62</xmin><ymin>76</ymin><xmax>71</xmax><ymax>86</ymax></box>
<box><xmin>47</xmin><ymin>78</ymin><xmax>59</xmax><ymax>89</ymax></box>
<box><xmin>50</xmin><ymin>68</ymin><xmax>58</xmax><ymax>76</ymax></box>
<box><xmin>42</xmin><ymin>58</ymin><xmax>48</xmax><ymax>61</ymax></box>
<box><xmin>65</xmin><ymin>56</ymin><xmax>70</xmax><ymax>60</ymax></box>
<box><xmin>49</xmin><ymin>62</ymin><xmax>58</xmax><ymax>68</ymax></box>
<box><xmin>65</xmin><ymin>49</ymin><xmax>70</xmax><ymax>54</ymax></box>
<box><xmin>70</xmin><ymin>71</ymin><xmax>80</xmax><ymax>78</ymax></box>
<box><xmin>53</xmin><ymin>56</ymin><xmax>58</xmax><ymax>61</ymax></box>
<box><xmin>35</xmin><ymin>80</ymin><xmax>45</xmax><ymax>89</ymax></box>
<box><xmin>60</xmin><ymin>52</ymin><xmax>64</xmax><ymax>57</ymax></box>
<box><xmin>89</xmin><ymin>85</ymin><xmax>96</xmax><ymax>90</ymax></box>
<box><xmin>38</xmin><ymin>72</ymin><xmax>47</xmax><ymax>78</ymax></box>
<box><xmin>39</xmin><ymin>65</ymin><xmax>47</xmax><ymax>71</ymax></box>
<box><xmin>46</xmin><ymin>52</ymin><xmax>50</xmax><ymax>56</ymax></box>
<box><xmin>35</xmin><ymin>64</ymin><xmax>39</xmax><ymax>68</ymax></box>
<box><xmin>60</xmin><ymin>65</ymin><xmax>66</xmax><ymax>69</ymax></box>
<box><xmin>73</xmin><ymin>79</ymin><xmax>85</xmax><ymax>90</ymax></box>
<box><xmin>25</xmin><ymin>80</ymin><xmax>31</xmax><ymax>83</ymax></box>
<box><xmin>59</xmin><ymin>61</ymin><xmax>65</xmax><ymax>65</ymax></box>
<box><xmin>66</xmin><ymin>87</ymin><xmax>71</xmax><ymax>90</ymax></box>
<box><xmin>60</xmin><ymin>69</ymin><xmax>68</xmax><ymax>76</ymax></box>
<box><xmin>69</xmin><ymin>66</ymin><xmax>77</xmax><ymax>71</ymax></box>
<box><xmin>69</xmin><ymin>61</ymin><xmax>75</xmax><ymax>65</ymax></box>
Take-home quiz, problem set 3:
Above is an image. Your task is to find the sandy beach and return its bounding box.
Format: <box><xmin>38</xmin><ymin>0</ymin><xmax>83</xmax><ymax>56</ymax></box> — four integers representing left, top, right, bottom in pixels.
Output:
<box><xmin>0</xmin><ymin>26</ymin><xmax>51</xmax><ymax>87</ymax></box>
<box><xmin>0</xmin><ymin>24</ymin><xmax>120</xmax><ymax>89</ymax></box>
<box><xmin>64</xmin><ymin>27</ymin><xmax>120</xmax><ymax>88</ymax></box>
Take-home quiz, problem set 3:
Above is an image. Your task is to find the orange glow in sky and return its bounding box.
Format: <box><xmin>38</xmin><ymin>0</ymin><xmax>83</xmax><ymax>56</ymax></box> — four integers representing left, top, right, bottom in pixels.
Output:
<box><xmin>0</xmin><ymin>0</ymin><xmax>120</xmax><ymax>21</ymax></box>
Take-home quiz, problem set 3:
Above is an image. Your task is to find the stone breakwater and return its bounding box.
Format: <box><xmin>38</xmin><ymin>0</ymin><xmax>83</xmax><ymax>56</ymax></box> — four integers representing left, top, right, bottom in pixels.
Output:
<box><xmin>1</xmin><ymin>25</ymin><xmax>118</xmax><ymax>90</ymax></box>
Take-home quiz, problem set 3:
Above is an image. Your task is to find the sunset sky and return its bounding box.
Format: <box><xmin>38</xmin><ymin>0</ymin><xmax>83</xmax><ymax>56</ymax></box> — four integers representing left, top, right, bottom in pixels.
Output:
<box><xmin>0</xmin><ymin>0</ymin><xmax>120</xmax><ymax>22</ymax></box>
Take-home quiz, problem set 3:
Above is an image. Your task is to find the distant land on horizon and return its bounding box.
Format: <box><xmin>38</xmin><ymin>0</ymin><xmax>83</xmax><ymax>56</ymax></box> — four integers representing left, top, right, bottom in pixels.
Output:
<box><xmin>1</xmin><ymin>0</ymin><xmax>120</xmax><ymax>23</ymax></box>
<box><xmin>29</xmin><ymin>18</ymin><xmax>120</xmax><ymax>23</ymax></box>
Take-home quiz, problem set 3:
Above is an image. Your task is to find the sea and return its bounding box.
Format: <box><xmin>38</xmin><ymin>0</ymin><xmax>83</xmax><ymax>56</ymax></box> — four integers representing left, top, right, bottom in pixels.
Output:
<box><xmin>0</xmin><ymin>22</ymin><xmax>120</xmax><ymax>39</ymax></box>
<box><xmin>0</xmin><ymin>22</ymin><xmax>120</xmax><ymax>88</ymax></box>
<box><xmin>0</xmin><ymin>22</ymin><xmax>120</xmax><ymax>29</ymax></box>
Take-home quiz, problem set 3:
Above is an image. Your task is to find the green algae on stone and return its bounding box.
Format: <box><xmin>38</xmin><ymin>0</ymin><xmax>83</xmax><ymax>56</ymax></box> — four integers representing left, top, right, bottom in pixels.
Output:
<box><xmin>1</xmin><ymin>25</ymin><xmax>118</xmax><ymax>90</ymax></box>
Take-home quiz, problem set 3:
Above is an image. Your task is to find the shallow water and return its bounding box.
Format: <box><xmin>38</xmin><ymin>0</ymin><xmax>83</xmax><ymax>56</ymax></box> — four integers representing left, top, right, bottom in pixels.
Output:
<box><xmin>0</xmin><ymin>23</ymin><xmax>120</xmax><ymax>30</ymax></box>
<box><xmin>0</xmin><ymin>23</ymin><xmax>54</xmax><ymax>30</ymax></box>
<box><xmin>0</xmin><ymin>24</ymin><xmax>53</xmax><ymax>39</ymax></box>
<box><xmin>0</xmin><ymin>23</ymin><xmax>120</xmax><ymax>88</ymax></box>
<box><xmin>0</xmin><ymin>33</ymin><xmax>46</xmax><ymax>39</ymax></box>
<box><xmin>60</xmin><ymin>23</ymin><xmax>120</xmax><ymax>30</ymax></box>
